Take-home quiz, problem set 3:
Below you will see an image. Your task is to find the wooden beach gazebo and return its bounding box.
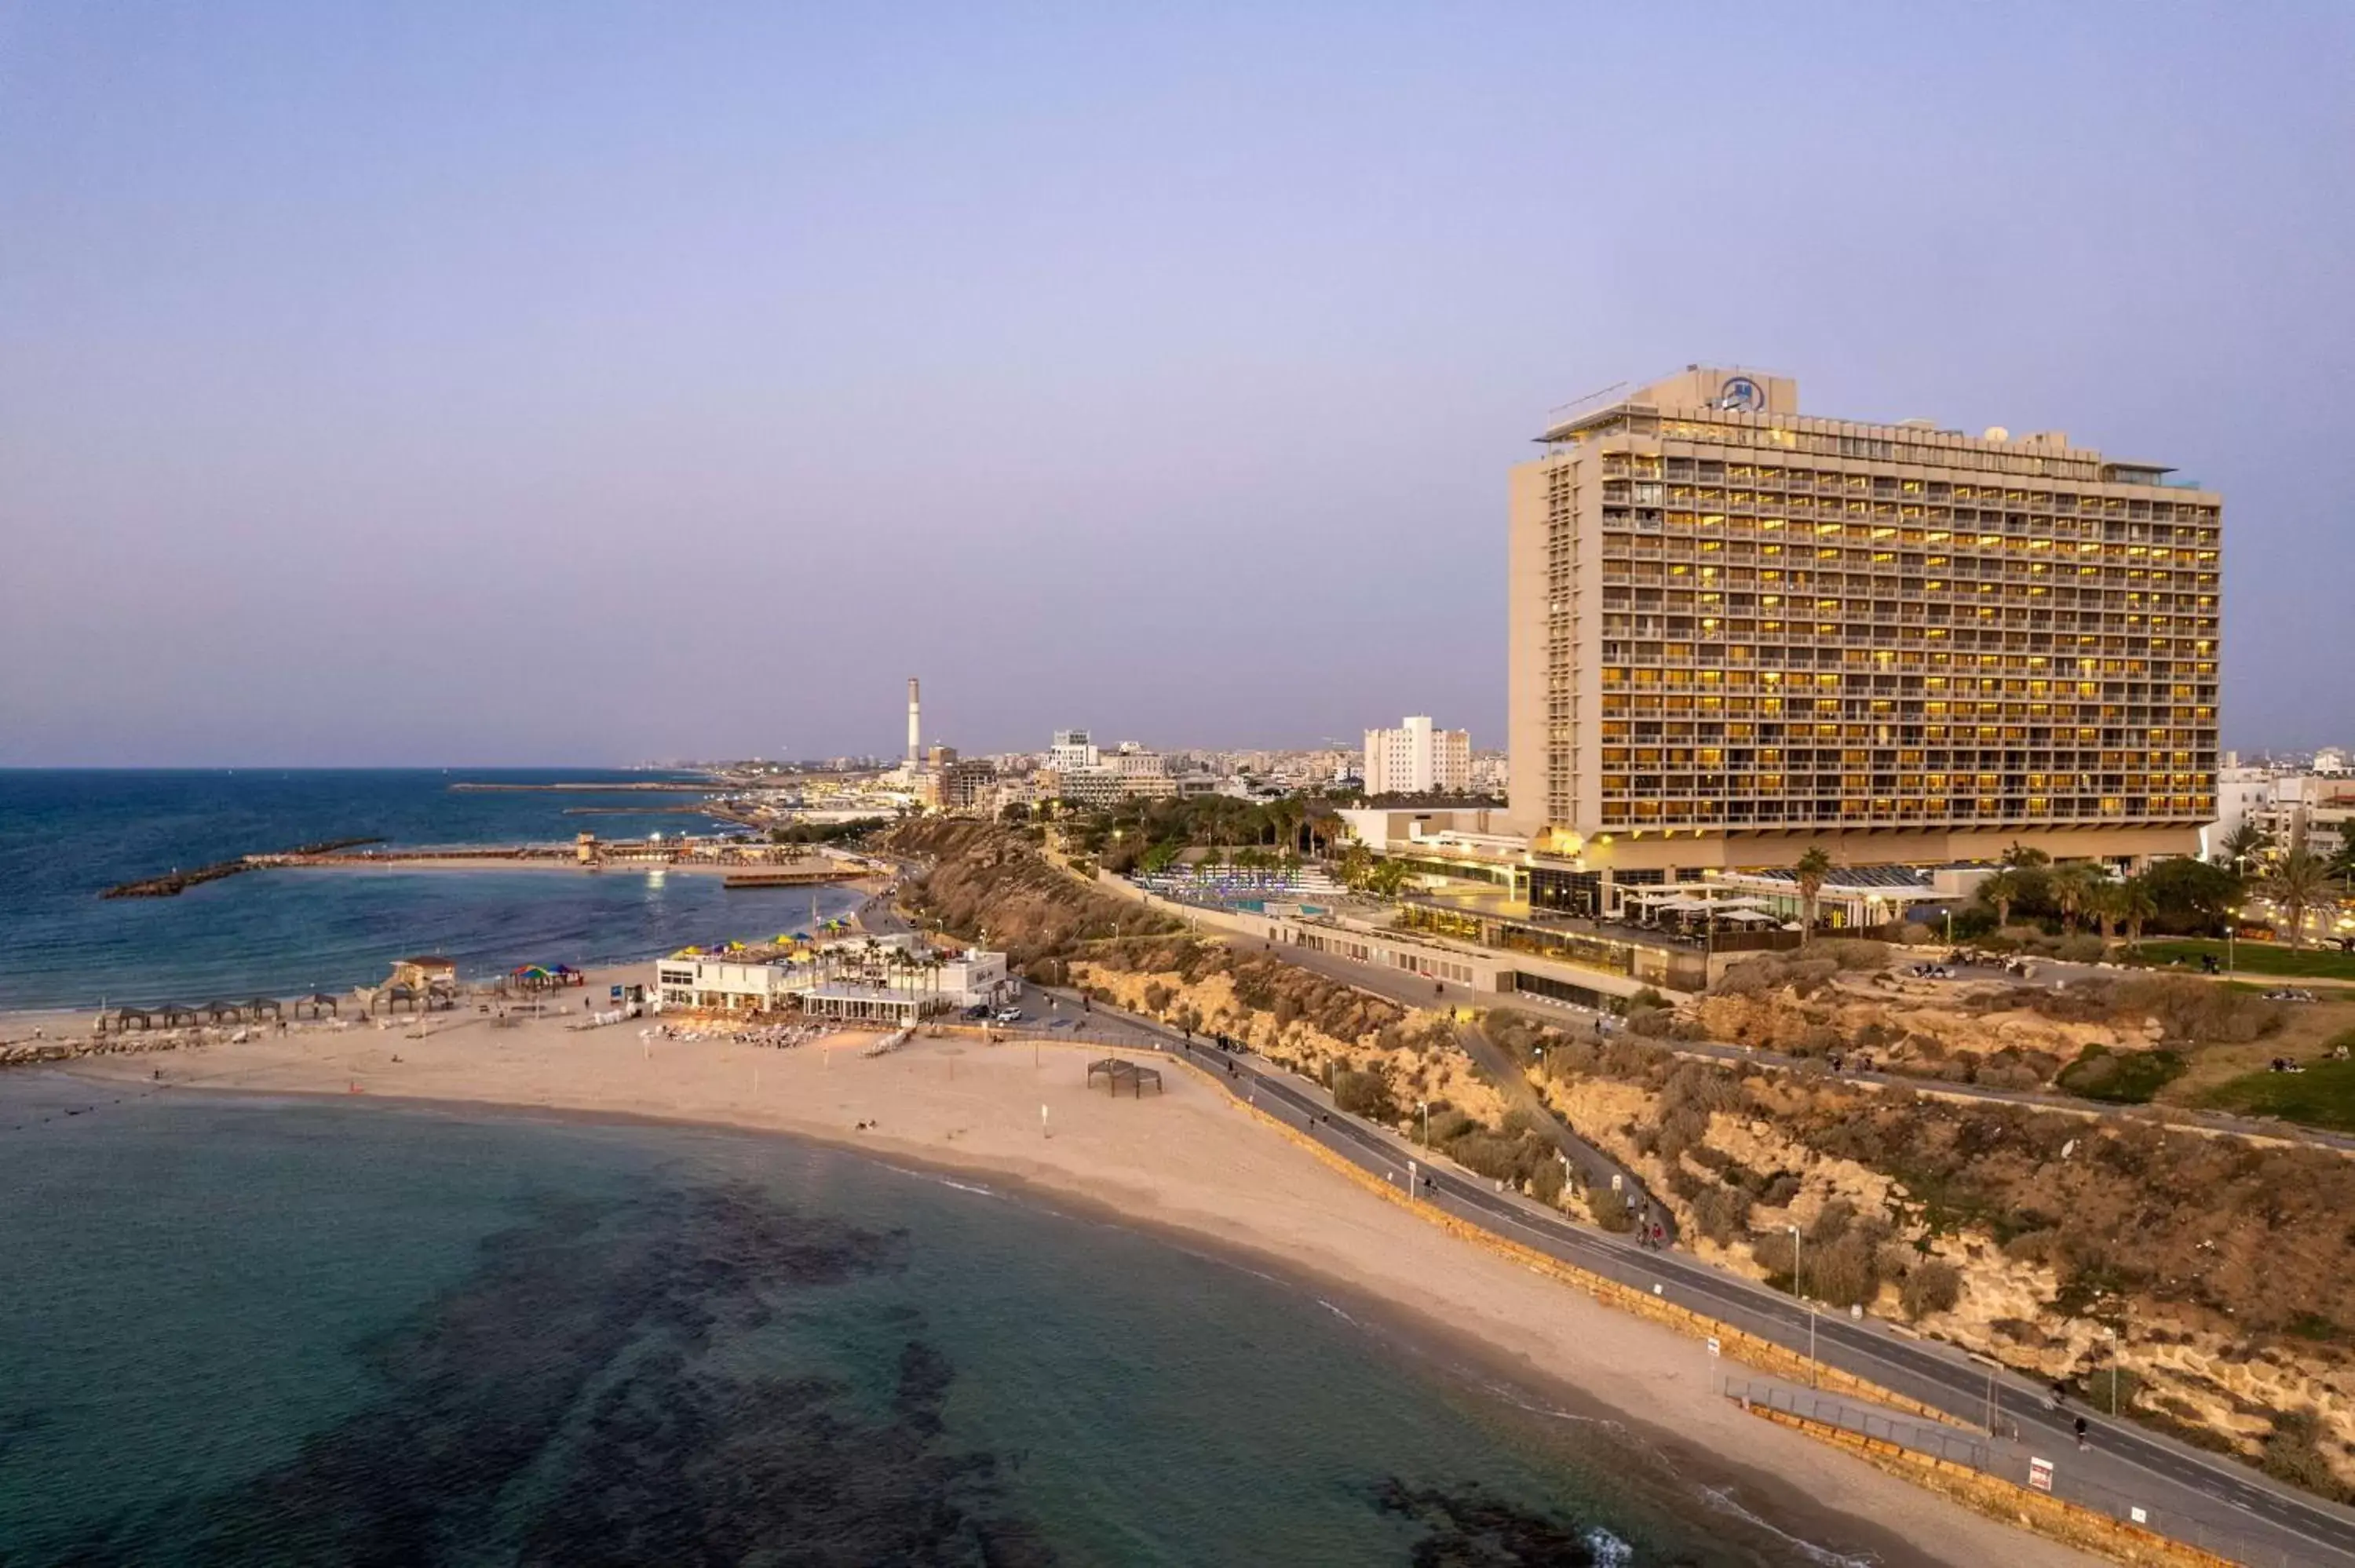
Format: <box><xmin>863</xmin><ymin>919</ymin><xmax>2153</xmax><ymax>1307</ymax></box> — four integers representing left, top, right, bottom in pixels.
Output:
<box><xmin>246</xmin><ymin>997</ymin><xmax>282</xmax><ymax>1019</ymax></box>
<box><xmin>1086</xmin><ymin>1058</ymin><xmax>1163</xmax><ymax>1098</ymax></box>
<box><xmin>201</xmin><ymin>1000</ymin><xmax>243</xmax><ymax>1023</ymax></box>
<box><xmin>159</xmin><ymin>1003</ymin><xmax>199</xmax><ymax>1027</ymax></box>
<box><xmin>105</xmin><ymin>1006</ymin><xmax>155</xmax><ymax>1033</ymax></box>
<box><xmin>374</xmin><ymin>983</ymin><xmax>422</xmax><ymax>1014</ymax></box>
<box><xmin>293</xmin><ymin>993</ymin><xmax>339</xmax><ymax>1019</ymax></box>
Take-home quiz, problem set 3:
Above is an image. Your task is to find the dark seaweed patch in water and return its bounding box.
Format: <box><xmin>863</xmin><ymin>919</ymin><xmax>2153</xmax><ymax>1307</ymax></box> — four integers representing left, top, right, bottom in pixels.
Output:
<box><xmin>66</xmin><ymin>1183</ymin><xmax>1051</xmax><ymax>1566</ymax></box>
<box><xmin>1375</xmin><ymin>1479</ymin><xmax>1662</xmax><ymax>1567</ymax></box>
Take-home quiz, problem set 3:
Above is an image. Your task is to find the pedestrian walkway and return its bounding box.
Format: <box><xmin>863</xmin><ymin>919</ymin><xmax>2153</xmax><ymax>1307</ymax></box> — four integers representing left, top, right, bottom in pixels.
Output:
<box><xmin>1725</xmin><ymin>1375</ymin><xmax>2333</xmax><ymax>1566</ymax></box>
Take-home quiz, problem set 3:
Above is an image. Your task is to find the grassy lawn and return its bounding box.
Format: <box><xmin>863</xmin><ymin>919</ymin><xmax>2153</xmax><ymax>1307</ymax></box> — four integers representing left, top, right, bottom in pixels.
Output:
<box><xmin>2133</xmin><ymin>939</ymin><xmax>2355</xmax><ymax>983</ymax></box>
<box><xmin>2055</xmin><ymin>1045</ymin><xmax>2185</xmax><ymax>1104</ymax></box>
<box><xmin>2197</xmin><ymin>1059</ymin><xmax>2355</xmax><ymax>1133</ymax></box>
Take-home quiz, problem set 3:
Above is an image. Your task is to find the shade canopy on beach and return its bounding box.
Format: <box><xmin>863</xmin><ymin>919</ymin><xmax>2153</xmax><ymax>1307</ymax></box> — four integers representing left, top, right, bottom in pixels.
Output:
<box><xmin>1086</xmin><ymin>1058</ymin><xmax>1163</xmax><ymax>1098</ymax></box>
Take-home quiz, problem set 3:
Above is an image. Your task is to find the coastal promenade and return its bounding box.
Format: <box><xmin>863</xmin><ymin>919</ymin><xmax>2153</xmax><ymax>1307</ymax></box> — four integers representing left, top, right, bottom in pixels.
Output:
<box><xmin>1023</xmin><ymin>985</ymin><xmax>2355</xmax><ymax>1568</ymax></box>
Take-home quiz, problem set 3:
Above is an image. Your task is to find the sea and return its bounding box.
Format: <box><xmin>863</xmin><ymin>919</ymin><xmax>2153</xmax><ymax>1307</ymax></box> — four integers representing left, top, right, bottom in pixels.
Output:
<box><xmin>0</xmin><ymin>772</ymin><xmax>1887</xmax><ymax>1565</ymax></box>
<box><xmin>0</xmin><ymin>769</ymin><xmax>864</xmax><ymax>1012</ymax></box>
<box><xmin>0</xmin><ymin>1079</ymin><xmax>1893</xmax><ymax>1567</ymax></box>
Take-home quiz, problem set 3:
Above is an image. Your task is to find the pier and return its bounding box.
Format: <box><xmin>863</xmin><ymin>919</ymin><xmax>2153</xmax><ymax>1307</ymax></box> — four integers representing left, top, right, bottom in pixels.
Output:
<box><xmin>721</xmin><ymin>867</ymin><xmax>862</xmax><ymax>889</ymax></box>
<box><xmin>100</xmin><ymin>838</ymin><xmax>386</xmax><ymax>899</ymax></box>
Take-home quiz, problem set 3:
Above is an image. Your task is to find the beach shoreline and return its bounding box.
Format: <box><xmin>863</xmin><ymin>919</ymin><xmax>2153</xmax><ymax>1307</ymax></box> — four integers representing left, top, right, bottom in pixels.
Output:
<box><xmin>32</xmin><ymin>1005</ymin><xmax>2095</xmax><ymax>1567</ymax></box>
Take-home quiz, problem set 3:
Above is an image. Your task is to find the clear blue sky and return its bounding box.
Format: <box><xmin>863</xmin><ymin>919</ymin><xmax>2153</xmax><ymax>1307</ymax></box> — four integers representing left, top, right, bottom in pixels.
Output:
<box><xmin>3</xmin><ymin>3</ymin><xmax>2349</xmax><ymax>764</ymax></box>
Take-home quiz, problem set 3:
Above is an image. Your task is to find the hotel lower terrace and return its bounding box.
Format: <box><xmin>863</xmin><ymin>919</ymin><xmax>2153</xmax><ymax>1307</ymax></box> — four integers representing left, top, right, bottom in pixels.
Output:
<box><xmin>652</xmin><ymin>934</ymin><xmax>1014</xmax><ymax>1021</ymax></box>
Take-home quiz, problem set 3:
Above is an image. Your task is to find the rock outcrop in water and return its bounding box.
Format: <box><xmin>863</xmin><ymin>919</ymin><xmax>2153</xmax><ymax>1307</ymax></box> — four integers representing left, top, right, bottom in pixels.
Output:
<box><xmin>61</xmin><ymin>1183</ymin><xmax>1055</xmax><ymax>1566</ymax></box>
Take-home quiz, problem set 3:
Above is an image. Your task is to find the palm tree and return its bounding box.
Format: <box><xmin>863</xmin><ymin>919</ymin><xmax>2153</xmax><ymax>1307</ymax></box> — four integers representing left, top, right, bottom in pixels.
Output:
<box><xmin>1793</xmin><ymin>847</ymin><xmax>1833</xmax><ymax>945</ymax></box>
<box><xmin>1275</xmin><ymin>798</ymin><xmax>1306</xmax><ymax>856</ymax></box>
<box><xmin>1337</xmin><ymin>841</ymin><xmax>1374</xmax><ymax>891</ymax></box>
<box><xmin>1977</xmin><ymin>867</ymin><xmax>2024</xmax><ymax>930</ymax></box>
<box><xmin>2221</xmin><ymin>819</ymin><xmax>2271</xmax><ymax>870</ymax></box>
<box><xmin>2050</xmin><ymin>862</ymin><xmax>2104</xmax><ymax>935</ymax></box>
<box><xmin>2328</xmin><ymin>835</ymin><xmax>2355</xmax><ymax>885</ymax></box>
<box><xmin>1309</xmin><ymin>812</ymin><xmax>1347</xmax><ymax>859</ymax></box>
<box><xmin>2085</xmin><ymin>879</ymin><xmax>2123</xmax><ymax>944</ymax></box>
<box><xmin>2116</xmin><ymin>873</ymin><xmax>2158</xmax><ymax>950</ymax></box>
<box><xmin>1367</xmin><ymin>858</ymin><xmax>1410</xmax><ymax>899</ymax></box>
<box><xmin>2003</xmin><ymin>841</ymin><xmax>2053</xmax><ymax>870</ymax></box>
<box><xmin>2261</xmin><ymin>849</ymin><xmax>2338</xmax><ymax>952</ymax></box>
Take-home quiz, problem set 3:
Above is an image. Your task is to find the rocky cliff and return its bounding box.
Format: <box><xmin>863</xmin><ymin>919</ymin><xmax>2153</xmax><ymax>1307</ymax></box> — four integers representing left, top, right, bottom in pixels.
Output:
<box><xmin>1498</xmin><ymin>1011</ymin><xmax>2355</xmax><ymax>1499</ymax></box>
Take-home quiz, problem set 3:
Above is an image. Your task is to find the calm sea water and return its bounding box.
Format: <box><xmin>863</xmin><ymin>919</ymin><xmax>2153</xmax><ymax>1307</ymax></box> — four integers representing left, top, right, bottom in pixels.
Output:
<box><xmin>0</xmin><ymin>1079</ymin><xmax>1882</xmax><ymax>1566</ymax></box>
<box><xmin>0</xmin><ymin>771</ymin><xmax>862</xmax><ymax>1011</ymax></box>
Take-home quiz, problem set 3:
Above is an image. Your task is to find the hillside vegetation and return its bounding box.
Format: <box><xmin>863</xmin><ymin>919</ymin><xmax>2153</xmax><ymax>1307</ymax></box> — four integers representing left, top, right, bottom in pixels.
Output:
<box><xmin>1493</xmin><ymin>1007</ymin><xmax>2355</xmax><ymax>1499</ymax></box>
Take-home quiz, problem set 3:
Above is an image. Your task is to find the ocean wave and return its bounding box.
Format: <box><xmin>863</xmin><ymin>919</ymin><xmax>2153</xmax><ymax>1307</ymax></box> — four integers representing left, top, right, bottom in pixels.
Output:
<box><xmin>878</xmin><ymin>1161</ymin><xmax>1005</xmax><ymax>1199</ymax></box>
<box><xmin>1583</xmin><ymin>1526</ymin><xmax>1634</xmax><ymax>1566</ymax></box>
<box><xmin>1702</xmin><ymin>1485</ymin><xmax>1880</xmax><ymax>1567</ymax></box>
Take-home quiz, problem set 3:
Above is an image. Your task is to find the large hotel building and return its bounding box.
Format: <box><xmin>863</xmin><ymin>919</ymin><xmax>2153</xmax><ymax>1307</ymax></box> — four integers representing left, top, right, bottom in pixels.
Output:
<box><xmin>1505</xmin><ymin>367</ymin><xmax>2219</xmax><ymax>917</ymax></box>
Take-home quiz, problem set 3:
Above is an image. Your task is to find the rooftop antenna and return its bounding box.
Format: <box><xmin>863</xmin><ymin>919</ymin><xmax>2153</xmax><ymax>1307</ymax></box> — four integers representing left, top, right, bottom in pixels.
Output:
<box><xmin>1546</xmin><ymin>378</ymin><xmax>1631</xmax><ymax>422</ymax></box>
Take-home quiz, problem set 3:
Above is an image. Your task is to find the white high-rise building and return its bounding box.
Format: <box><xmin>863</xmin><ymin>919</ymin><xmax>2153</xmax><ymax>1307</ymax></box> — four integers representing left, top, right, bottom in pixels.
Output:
<box><xmin>1363</xmin><ymin>717</ymin><xmax>1472</xmax><ymax>797</ymax></box>
<box><xmin>1049</xmin><ymin>729</ymin><xmax>1099</xmax><ymax>773</ymax></box>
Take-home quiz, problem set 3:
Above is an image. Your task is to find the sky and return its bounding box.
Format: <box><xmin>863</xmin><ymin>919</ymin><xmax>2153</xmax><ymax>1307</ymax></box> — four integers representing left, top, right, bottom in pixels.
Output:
<box><xmin>2</xmin><ymin>3</ymin><xmax>2350</xmax><ymax>766</ymax></box>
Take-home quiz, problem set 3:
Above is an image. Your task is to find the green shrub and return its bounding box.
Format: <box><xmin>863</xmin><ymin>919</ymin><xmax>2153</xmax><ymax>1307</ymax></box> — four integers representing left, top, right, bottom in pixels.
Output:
<box><xmin>1332</xmin><ymin>1069</ymin><xmax>1396</xmax><ymax>1121</ymax></box>
<box><xmin>2113</xmin><ymin>976</ymin><xmax>2284</xmax><ymax>1045</ymax></box>
<box><xmin>1900</xmin><ymin>1259</ymin><xmax>1963</xmax><ymax>1319</ymax></box>
<box><xmin>2056</xmin><ymin>1045</ymin><xmax>2187</xmax><ymax>1104</ymax></box>
<box><xmin>2259</xmin><ymin>1409</ymin><xmax>2355</xmax><ymax>1504</ymax></box>
<box><xmin>1689</xmin><ymin>1183</ymin><xmax>1753</xmax><ymax>1245</ymax></box>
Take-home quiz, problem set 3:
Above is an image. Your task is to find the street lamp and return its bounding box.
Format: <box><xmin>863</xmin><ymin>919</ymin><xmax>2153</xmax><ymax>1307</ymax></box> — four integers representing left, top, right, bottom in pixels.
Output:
<box><xmin>1418</xmin><ymin>1099</ymin><xmax>1430</xmax><ymax>1146</ymax></box>
<box><xmin>1790</xmin><ymin>1223</ymin><xmax>1816</xmax><ymax>1385</ymax></box>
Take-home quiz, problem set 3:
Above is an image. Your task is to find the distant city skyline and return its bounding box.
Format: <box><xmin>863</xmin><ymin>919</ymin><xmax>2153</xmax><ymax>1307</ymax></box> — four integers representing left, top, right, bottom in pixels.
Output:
<box><xmin>4</xmin><ymin>4</ymin><xmax>2351</xmax><ymax>765</ymax></box>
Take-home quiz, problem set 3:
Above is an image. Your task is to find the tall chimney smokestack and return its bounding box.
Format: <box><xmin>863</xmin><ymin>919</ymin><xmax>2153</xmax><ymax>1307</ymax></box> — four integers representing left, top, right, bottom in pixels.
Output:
<box><xmin>907</xmin><ymin>677</ymin><xmax>921</xmax><ymax>766</ymax></box>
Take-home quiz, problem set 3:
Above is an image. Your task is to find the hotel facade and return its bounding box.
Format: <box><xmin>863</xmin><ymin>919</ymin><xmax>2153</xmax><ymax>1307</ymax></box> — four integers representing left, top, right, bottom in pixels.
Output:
<box><xmin>1364</xmin><ymin>715</ymin><xmax>1473</xmax><ymax>797</ymax></box>
<box><xmin>1506</xmin><ymin>367</ymin><xmax>2219</xmax><ymax>915</ymax></box>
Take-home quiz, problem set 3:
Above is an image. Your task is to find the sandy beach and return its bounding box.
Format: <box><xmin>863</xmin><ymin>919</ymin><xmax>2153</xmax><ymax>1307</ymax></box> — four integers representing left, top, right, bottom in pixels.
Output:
<box><xmin>21</xmin><ymin>981</ymin><xmax>2094</xmax><ymax>1568</ymax></box>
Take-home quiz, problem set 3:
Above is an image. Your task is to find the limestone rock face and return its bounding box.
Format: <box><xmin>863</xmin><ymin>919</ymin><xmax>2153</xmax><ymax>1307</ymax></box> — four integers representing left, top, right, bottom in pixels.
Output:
<box><xmin>1072</xmin><ymin>962</ymin><xmax>1506</xmax><ymax>1129</ymax></box>
<box><xmin>1692</xmin><ymin>978</ymin><xmax>2160</xmax><ymax>1081</ymax></box>
<box><xmin>1530</xmin><ymin>1051</ymin><xmax>2355</xmax><ymax>1492</ymax></box>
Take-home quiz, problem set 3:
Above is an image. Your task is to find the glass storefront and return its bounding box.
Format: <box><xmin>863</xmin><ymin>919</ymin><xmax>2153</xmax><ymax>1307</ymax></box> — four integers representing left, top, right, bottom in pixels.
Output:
<box><xmin>1529</xmin><ymin>865</ymin><xmax>1602</xmax><ymax>917</ymax></box>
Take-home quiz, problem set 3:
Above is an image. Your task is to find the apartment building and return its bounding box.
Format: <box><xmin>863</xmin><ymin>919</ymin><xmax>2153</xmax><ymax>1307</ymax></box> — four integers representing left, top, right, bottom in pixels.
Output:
<box><xmin>1048</xmin><ymin>729</ymin><xmax>1099</xmax><ymax>773</ymax></box>
<box><xmin>2248</xmin><ymin>772</ymin><xmax>2355</xmax><ymax>861</ymax></box>
<box><xmin>1506</xmin><ymin>367</ymin><xmax>2219</xmax><ymax>907</ymax></box>
<box><xmin>1363</xmin><ymin>715</ymin><xmax>1473</xmax><ymax>797</ymax></box>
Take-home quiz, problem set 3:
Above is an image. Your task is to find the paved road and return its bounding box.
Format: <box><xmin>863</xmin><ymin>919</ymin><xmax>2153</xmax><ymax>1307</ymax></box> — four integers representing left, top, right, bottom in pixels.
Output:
<box><xmin>1020</xmin><ymin>984</ymin><xmax>2355</xmax><ymax>1568</ymax></box>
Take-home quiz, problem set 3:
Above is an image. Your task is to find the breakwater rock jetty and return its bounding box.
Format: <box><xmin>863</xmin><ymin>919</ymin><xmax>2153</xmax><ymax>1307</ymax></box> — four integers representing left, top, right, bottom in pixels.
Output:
<box><xmin>449</xmin><ymin>780</ymin><xmax>717</xmax><ymax>793</ymax></box>
<box><xmin>100</xmin><ymin>837</ymin><xmax>385</xmax><ymax>899</ymax></box>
